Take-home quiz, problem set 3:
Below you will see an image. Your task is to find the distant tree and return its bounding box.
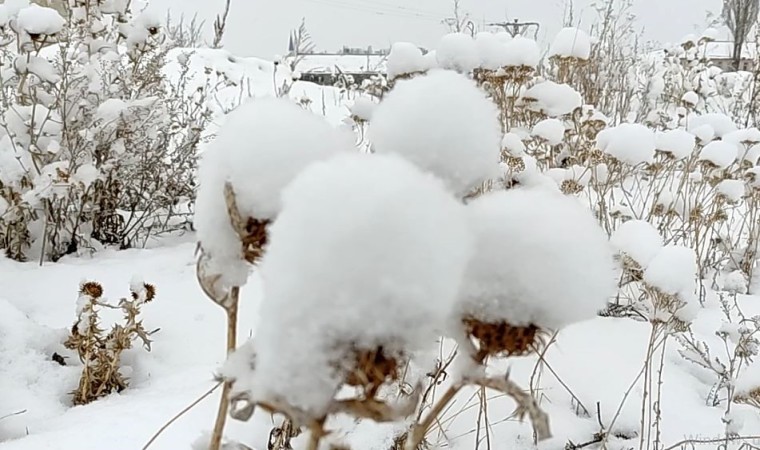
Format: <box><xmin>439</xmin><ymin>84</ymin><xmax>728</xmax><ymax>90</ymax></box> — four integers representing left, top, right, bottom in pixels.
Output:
<box><xmin>722</xmin><ymin>0</ymin><xmax>760</xmax><ymax>69</ymax></box>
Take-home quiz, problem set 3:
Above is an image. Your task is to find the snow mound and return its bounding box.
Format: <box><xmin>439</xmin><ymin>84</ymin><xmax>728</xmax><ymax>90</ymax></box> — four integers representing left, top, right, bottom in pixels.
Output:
<box><xmin>386</xmin><ymin>42</ymin><xmax>427</xmax><ymax>80</ymax></box>
<box><xmin>549</xmin><ymin>27</ymin><xmax>591</xmax><ymax>60</ymax></box>
<box><xmin>611</xmin><ymin>220</ymin><xmax>663</xmax><ymax>267</ymax></box>
<box><xmin>522</xmin><ymin>81</ymin><xmax>582</xmax><ymax>117</ymax></box>
<box><xmin>195</xmin><ymin>97</ymin><xmax>354</xmax><ymax>288</ymax></box>
<box><xmin>655</xmin><ymin>129</ymin><xmax>695</xmax><ymax>159</ymax></box>
<box><xmin>597</xmin><ymin>123</ymin><xmax>656</xmax><ymax>165</ymax></box>
<box><xmin>244</xmin><ymin>153</ymin><xmax>472</xmax><ymax>416</ymax></box>
<box><xmin>456</xmin><ymin>188</ymin><xmax>616</xmax><ymax>329</ymax></box>
<box><xmin>370</xmin><ymin>70</ymin><xmax>501</xmax><ymax>196</ymax></box>
<box><xmin>436</xmin><ymin>33</ymin><xmax>479</xmax><ymax>73</ymax></box>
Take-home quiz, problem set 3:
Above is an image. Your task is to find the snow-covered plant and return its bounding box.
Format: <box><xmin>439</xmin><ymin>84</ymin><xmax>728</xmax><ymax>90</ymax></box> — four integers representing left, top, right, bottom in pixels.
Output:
<box><xmin>0</xmin><ymin>1</ymin><xmax>213</xmax><ymax>262</ymax></box>
<box><xmin>678</xmin><ymin>294</ymin><xmax>760</xmax><ymax>441</ymax></box>
<box><xmin>369</xmin><ymin>70</ymin><xmax>501</xmax><ymax>198</ymax></box>
<box><xmin>223</xmin><ymin>152</ymin><xmax>473</xmax><ymax>447</ymax></box>
<box><xmin>194</xmin><ymin>96</ymin><xmax>354</xmax><ymax>450</ymax></box>
<box><xmin>457</xmin><ymin>188</ymin><xmax>615</xmax><ymax>358</ymax></box>
<box><xmin>63</xmin><ymin>278</ymin><xmax>157</xmax><ymax>405</ymax></box>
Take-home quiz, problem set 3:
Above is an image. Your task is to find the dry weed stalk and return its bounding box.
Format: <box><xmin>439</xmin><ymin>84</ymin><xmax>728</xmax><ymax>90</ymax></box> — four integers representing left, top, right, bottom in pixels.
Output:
<box><xmin>64</xmin><ymin>280</ymin><xmax>157</xmax><ymax>405</ymax></box>
<box><xmin>402</xmin><ymin>320</ymin><xmax>552</xmax><ymax>450</ymax></box>
<box><xmin>196</xmin><ymin>182</ymin><xmax>269</xmax><ymax>450</ymax></box>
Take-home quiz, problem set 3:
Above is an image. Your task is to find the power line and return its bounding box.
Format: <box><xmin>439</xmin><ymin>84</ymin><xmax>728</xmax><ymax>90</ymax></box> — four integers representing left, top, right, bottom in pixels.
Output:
<box><xmin>301</xmin><ymin>0</ymin><xmax>446</xmax><ymax>22</ymax></box>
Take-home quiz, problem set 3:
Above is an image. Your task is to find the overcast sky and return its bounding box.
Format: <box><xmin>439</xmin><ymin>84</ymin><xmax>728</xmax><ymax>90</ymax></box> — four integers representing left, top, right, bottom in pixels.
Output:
<box><xmin>151</xmin><ymin>0</ymin><xmax>724</xmax><ymax>59</ymax></box>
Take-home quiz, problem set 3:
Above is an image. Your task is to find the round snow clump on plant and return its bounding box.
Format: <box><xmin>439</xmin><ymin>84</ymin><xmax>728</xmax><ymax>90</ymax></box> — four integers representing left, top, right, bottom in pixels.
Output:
<box><xmin>717</xmin><ymin>179</ymin><xmax>745</xmax><ymax>202</ymax></box>
<box><xmin>549</xmin><ymin>27</ymin><xmax>591</xmax><ymax>60</ymax></box>
<box><xmin>723</xmin><ymin>128</ymin><xmax>760</xmax><ymax>146</ymax></box>
<box><xmin>350</xmin><ymin>97</ymin><xmax>375</xmax><ymax>122</ymax></box>
<box><xmin>699</xmin><ymin>140</ymin><xmax>738</xmax><ymax>168</ymax></box>
<box><xmin>16</xmin><ymin>4</ymin><xmax>64</xmax><ymax>35</ymax></box>
<box><xmin>688</xmin><ymin>113</ymin><xmax>737</xmax><ymax>138</ymax></box>
<box><xmin>386</xmin><ymin>42</ymin><xmax>427</xmax><ymax>80</ymax></box>
<box><xmin>370</xmin><ymin>70</ymin><xmax>501</xmax><ymax>196</ymax></box>
<box><xmin>503</xmin><ymin>36</ymin><xmax>540</xmax><ymax>67</ymax></box>
<box><xmin>532</xmin><ymin>118</ymin><xmax>565</xmax><ymax>145</ymax></box>
<box><xmin>502</xmin><ymin>132</ymin><xmax>525</xmax><ymax>155</ymax></box>
<box><xmin>522</xmin><ymin>81</ymin><xmax>582</xmax><ymax>117</ymax></box>
<box><xmin>644</xmin><ymin>246</ymin><xmax>697</xmax><ymax>302</ymax></box>
<box><xmin>195</xmin><ymin>98</ymin><xmax>353</xmax><ymax>288</ymax></box>
<box><xmin>456</xmin><ymin>189</ymin><xmax>615</xmax><ymax>330</ymax></box>
<box><xmin>596</xmin><ymin>123</ymin><xmax>656</xmax><ymax>165</ymax></box>
<box><xmin>436</xmin><ymin>33</ymin><xmax>479</xmax><ymax>73</ymax></box>
<box><xmin>248</xmin><ymin>153</ymin><xmax>472</xmax><ymax>416</ymax></box>
<box><xmin>611</xmin><ymin>220</ymin><xmax>663</xmax><ymax>267</ymax></box>
<box><xmin>690</xmin><ymin>124</ymin><xmax>715</xmax><ymax>143</ymax></box>
<box><xmin>681</xmin><ymin>91</ymin><xmax>699</xmax><ymax>106</ymax></box>
<box><xmin>743</xmin><ymin>144</ymin><xmax>760</xmax><ymax>165</ymax></box>
<box><xmin>475</xmin><ymin>31</ymin><xmax>508</xmax><ymax>69</ymax></box>
<box><xmin>655</xmin><ymin>129</ymin><xmax>695</xmax><ymax>159</ymax></box>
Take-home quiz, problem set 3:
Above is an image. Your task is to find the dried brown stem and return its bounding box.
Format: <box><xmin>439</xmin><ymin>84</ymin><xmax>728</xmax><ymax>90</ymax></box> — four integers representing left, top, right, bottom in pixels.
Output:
<box><xmin>209</xmin><ymin>287</ymin><xmax>240</xmax><ymax>450</ymax></box>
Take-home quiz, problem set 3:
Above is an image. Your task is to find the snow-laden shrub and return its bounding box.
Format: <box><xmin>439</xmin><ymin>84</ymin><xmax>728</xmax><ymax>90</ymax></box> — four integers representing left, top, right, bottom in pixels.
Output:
<box><xmin>369</xmin><ymin>70</ymin><xmax>501</xmax><ymax>197</ymax></box>
<box><xmin>228</xmin><ymin>152</ymin><xmax>472</xmax><ymax>417</ymax></box>
<box><xmin>0</xmin><ymin>1</ymin><xmax>214</xmax><ymax>261</ymax></box>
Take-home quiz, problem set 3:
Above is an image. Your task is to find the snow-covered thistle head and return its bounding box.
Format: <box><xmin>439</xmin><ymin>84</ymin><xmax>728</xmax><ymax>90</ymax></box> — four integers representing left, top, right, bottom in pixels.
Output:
<box><xmin>455</xmin><ymin>188</ymin><xmax>616</xmax><ymax>359</ymax></box>
<box><xmin>369</xmin><ymin>70</ymin><xmax>501</xmax><ymax>198</ymax></box>
<box><xmin>643</xmin><ymin>245</ymin><xmax>699</xmax><ymax>325</ymax></box>
<box><xmin>549</xmin><ymin>27</ymin><xmax>592</xmax><ymax>62</ymax></box>
<box><xmin>386</xmin><ymin>42</ymin><xmax>428</xmax><ymax>81</ymax></box>
<box><xmin>195</xmin><ymin>97</ymin><xmax>354</xmax><ymax>290</ymax></box>
<box><xmin>233</xmin><ymin>152</ymin><xmax>472</xmax><ymax>418</ymax></box>
<box><xmin>596</xmin><ymin>123</ymin><xmax>656</xmax><ymax>165</ymax></box>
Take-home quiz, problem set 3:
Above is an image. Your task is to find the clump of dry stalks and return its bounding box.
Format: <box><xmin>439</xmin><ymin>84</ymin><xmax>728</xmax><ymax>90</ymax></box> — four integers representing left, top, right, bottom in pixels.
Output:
<box><xmin>63</xmin><ymin>280</ymin><xmax>157</xmax><ymax>405</ymax></box>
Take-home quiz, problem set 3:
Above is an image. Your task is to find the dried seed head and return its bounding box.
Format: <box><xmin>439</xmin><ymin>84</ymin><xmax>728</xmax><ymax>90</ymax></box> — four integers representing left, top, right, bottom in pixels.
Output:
<box><xmin>144</xmin><ymin>283</ymin><xmax>156</xmax><ymax>302</ymax></box>
<box><xmin>463</xmin><ymin>317</ymin><xmax>545</xmax><ymax>359</ymax></box>
<box><xmin>505</xmin><ymin>156</ymin><xmax>526</xmax><ymax>172</ymax></box>
<box><xmin>560</xmin><ymin>179</ymin><xmax>584</xmax><ymax>195</ymax></box>
<box><xmin>81</xmin><ymin>281</ymin><xmax>103</xmax><ymax>299</ymax></box>
<box><xmin>343</xmin><ymin>346</ymin><xmax>401</xmax><ymax>398</ymax></box>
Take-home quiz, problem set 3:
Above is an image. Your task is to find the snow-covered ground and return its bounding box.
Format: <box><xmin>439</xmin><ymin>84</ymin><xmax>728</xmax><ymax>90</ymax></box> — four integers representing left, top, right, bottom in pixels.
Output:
<box><xmin>2</xmin><ymin>240</ymin><xmax>759</xmax><ymax>449</ymax></box>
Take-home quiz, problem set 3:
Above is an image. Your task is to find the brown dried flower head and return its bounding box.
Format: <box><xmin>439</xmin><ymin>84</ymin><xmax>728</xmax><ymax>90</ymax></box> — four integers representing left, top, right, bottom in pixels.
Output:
<box><xmin>463</xmin><ymin>316</ymin><xmax>545</xmax><ymax>359</ymax></box>
<box><xmin>80</xmin><ymin>281</ymin><xmax>104</xmax><ymax>299</ymax></box>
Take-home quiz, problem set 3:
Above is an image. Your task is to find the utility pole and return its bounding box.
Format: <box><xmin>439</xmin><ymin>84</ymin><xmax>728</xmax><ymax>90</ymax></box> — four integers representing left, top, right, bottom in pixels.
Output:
<box><xmin>488</xmin><ymin>18</ymin><xmax>541</xmax><ymax>39</ymax></box>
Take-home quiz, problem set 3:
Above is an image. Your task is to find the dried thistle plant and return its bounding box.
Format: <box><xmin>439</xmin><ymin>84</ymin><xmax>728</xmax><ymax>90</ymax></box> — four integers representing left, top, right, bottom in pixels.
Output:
<box><xmin>64</xmin><ymin>280</ymin><xmax>157</xmax><ymax>405</ymax></box>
